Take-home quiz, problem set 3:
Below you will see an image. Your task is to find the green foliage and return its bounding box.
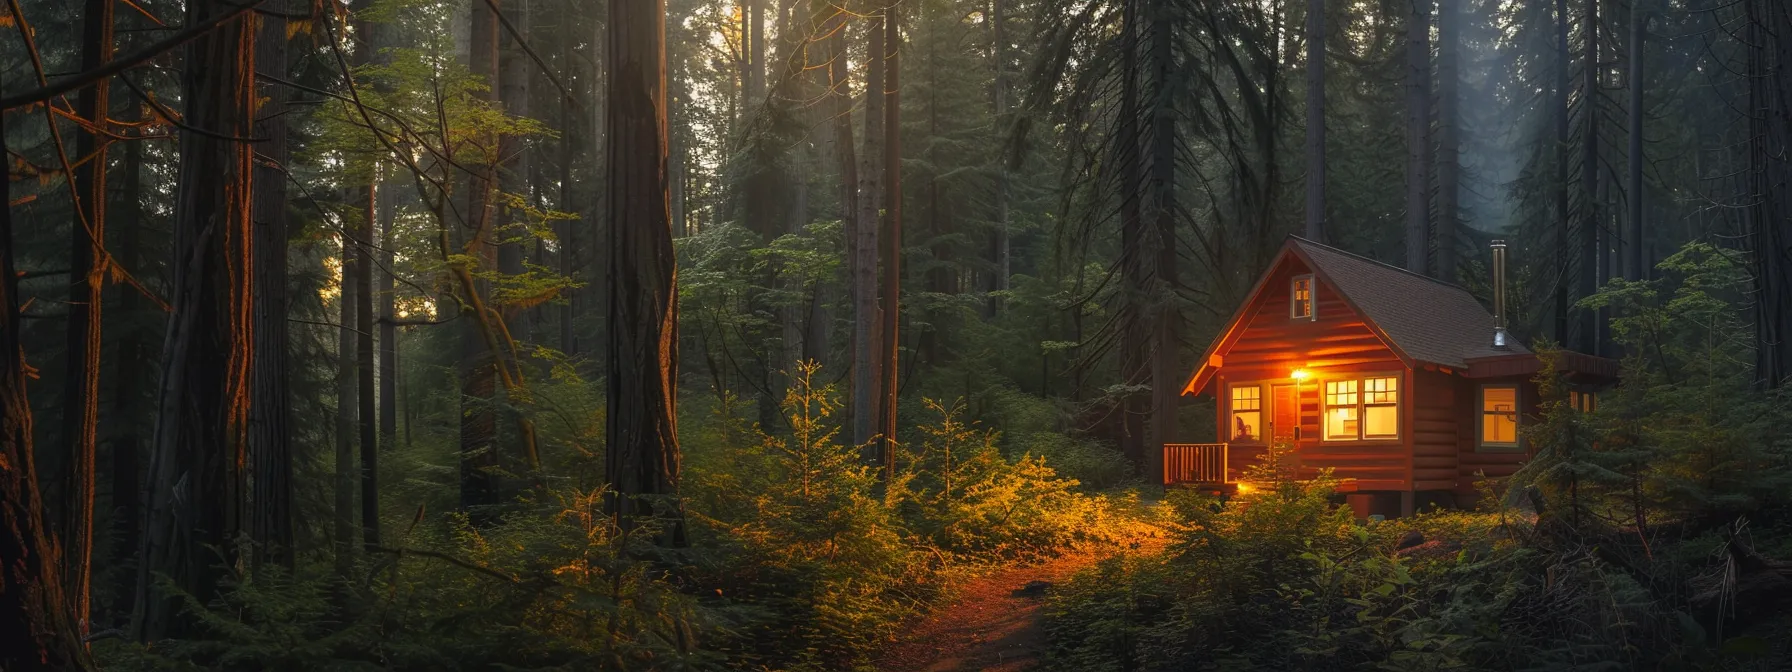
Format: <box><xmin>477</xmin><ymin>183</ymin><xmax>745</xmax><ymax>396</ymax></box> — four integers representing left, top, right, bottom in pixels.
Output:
<box><xmin>96</xmin><ymin>495</ymin><xmax>711</xmax><ymax>671</ymax></box>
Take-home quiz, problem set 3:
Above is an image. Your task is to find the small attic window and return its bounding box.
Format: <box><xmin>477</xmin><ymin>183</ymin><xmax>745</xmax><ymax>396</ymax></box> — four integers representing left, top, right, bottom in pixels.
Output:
<box><xmin>1290</xmin><ymin>275</ymin><xmax>1314</xmax><ymax>320</ymax></box>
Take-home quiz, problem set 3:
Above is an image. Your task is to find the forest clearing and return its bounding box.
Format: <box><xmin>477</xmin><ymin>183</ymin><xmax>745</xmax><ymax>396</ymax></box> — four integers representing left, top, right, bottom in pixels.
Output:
<box><xmin>4</xmin><ymin>0</ymin><xmax>1792</xmax><ymax>670</ymax></box>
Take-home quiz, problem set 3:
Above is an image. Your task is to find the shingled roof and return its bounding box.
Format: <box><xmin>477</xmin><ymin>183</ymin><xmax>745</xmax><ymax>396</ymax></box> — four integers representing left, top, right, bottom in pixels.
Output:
<box><xmin>1288</xmin><ymin>237</ymin><xmax>1528</xmax><ymax>369</ymax></box>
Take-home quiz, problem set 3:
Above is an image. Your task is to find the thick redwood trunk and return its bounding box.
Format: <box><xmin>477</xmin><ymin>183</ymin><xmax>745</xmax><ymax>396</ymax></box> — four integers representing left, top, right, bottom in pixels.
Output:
<box><xmin>250</xmin><ymin>0</ymin><xmax>293</xmax><ymax>570</ymax></box>
<box><xmin>108</xmin><ymin>108</ymin><xmax>146</xmax><ymax>625</ymax></box>
<box><xmin>606</xmin><ymin>0</ymin><xmax>685</xmax><ymax>544</ymax></box>
<box><xmin>1404</xmin><ymin>0</ymin><xmax>1432</xmax><ymax>275</ymax></box>
<box><xmin>1303</xmin><ymin>0</ymin><xmax>1325</xmax><ymax>242</ymax></box>
<box><xmin>1436</xmin><ymin>0</ymin><xmax>1460</xmax><ymax>281</ymax></box>
<box><xmin>461</xmin><ymin>0</ymin><xmax>502</xmax><ymax>516</ymax></box>
<box><xmin>853</xmin><ymin>3</ymin><xmax>885</xmax><ymax>452</ymax></box>
<box><xmin>1117</xmin><ymin>0</ymin><xmax>1146</xmax><ymax>471</ymax></box>
<box><xmin>356</xmin><ymin>184</ymin><xmax>378</xmax><ymax>548</ymax></box>
<box><xmin>1553</xmin><ymin>0</ymin><xmax>1571</xmax><ymax>343</ymax></box>
<box><xmin>877</xmin><ymin>0</ymin><xmax>902</xmax><ymax>480</ymax></box>
<box><xmin>133</xmin><ymin>0</ymin><xmax>256</xmax><ymax>639</ymax></box>
<box><xmin>1147</xmin><ymin>0</ymin><xmax>1176</xmax><ymax>485</ymax></box>
<box><xmin>333</xmin><ymin>199</ymin><xmax>358</xmax><ymax>574</ymax></box>
<box><xmin>1</xmin><ymin>73</ymin><xmax>89</xmax><ymax>670</ymax></box>
<box><xmin>1576</xmin><ymin>0</ymin><xmax>1599</xmax><ymax>355</ymax></box>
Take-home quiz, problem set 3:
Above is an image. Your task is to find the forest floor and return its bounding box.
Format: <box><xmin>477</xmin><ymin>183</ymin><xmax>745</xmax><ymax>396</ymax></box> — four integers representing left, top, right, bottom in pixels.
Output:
<box><xmin>874</xmin><ymin>552</ymin><xmax>1098</xmax><ymax>672</ymax></box>
<box><xmin>876</xmin><ymin>537</ymin><xmax>1168</xmax><ymax>672</ymax></box>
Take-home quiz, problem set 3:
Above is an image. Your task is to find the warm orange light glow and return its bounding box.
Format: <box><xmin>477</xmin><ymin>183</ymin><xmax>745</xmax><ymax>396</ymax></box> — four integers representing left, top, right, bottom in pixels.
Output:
<box><xmin>1235</xmin><ymin>482</ymin><xmax>1255</xmax><ymax>494</ymax></box>
<box><xmin>1291</xmin><ymin>369</ymin><xmax>1311</xmax><ymax>381</ymax></box>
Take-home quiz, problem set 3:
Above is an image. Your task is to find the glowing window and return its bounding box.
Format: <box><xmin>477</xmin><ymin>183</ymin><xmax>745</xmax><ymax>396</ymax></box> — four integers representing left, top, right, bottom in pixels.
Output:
<box><xmin>1570</xmin><ymin>390</ymin><xmax>1597</xmax><ymax>413</ymax></box>
<box><xmin>1481</xmin><ymin>386</ymin><xmax>1520</xmax><ymax>449</ymax></box>
<box><xmin>1362</xmin><ymin>377</ymin><xmax>1399</xmax><ymax>439</ymax></box>
<box><xmin>1231</xmin><ymin>385</ymin><xmax>1262</xmax><ymax>442</ymax></box>
<box><xmin>1324</xmin><ymin>380</ymin><xmax>1359</xmax><ymax>440</ymax></box>
<box><xmin>1290</xmin><ymin>275</ymin><xmax>1314</xmax><ymax>319</ymax></box>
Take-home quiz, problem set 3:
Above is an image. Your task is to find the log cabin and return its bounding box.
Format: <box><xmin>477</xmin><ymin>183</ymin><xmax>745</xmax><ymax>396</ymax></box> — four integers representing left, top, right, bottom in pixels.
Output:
<box><xmin>1171</xmin><ymin>236</ymin><xmax>1618</xmax><ymax>518</ymax></box>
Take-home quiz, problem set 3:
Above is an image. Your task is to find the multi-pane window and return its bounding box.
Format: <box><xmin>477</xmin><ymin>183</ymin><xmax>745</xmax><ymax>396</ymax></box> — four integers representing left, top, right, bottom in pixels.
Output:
<box><xmin>1290</xmin><ymin>275</ymin><xmax>1314</xmax><ymax>319</ymax></box>
<box><xmin>1230</xmin><ymin>385</ymin><xmax>1262</xmax><ymax>442</ymax></box>
<box><xmin>1324</xmin><ymin>376</ymin><xmax>1400</xmax><ymax>441</ymax></box>
<box><xmin>1362</xmin><ymin>377</ymin><xmax>1399</xmax><ymax>439</ymax></box>
<box><xmin>1480</xmin><ymin>386</ymin><xmax>1519</xmax><ymax>449</ymax></box>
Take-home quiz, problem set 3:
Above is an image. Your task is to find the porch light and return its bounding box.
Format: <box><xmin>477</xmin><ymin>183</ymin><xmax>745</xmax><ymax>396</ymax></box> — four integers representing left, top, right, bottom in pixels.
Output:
<box><xmin>1291</xmin><ymin>369</ymin><xmax>1311</xmax><ymax>381</ymax></box>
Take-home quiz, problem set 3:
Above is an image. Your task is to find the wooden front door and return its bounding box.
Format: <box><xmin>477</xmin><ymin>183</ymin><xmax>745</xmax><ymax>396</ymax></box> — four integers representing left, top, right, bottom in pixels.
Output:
<box><xmin>1271</xmin><ymin>383</ymin><xmax>1300</xmax><ymax>442</ymax></box>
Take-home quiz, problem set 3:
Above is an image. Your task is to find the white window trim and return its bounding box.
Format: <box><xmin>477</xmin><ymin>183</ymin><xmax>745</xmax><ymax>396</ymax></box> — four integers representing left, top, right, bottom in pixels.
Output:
<box><xmin>1290</xmin><ymin>274</ymin><xmax>1316</xmax><ymax>321</ymax></box>
<box><xmin>1477</xmin><ymin>384</ymin><xmax>1523</xmax><ymax>452</ymax></box>
<box><xmin>1228</xmin><ymin>381</ymin><xmax>1266</xmax><ymax>445</ymax></box>
<box><xmin>1319</xmin><ymin>373</ymin><xmax>1402</xmax><ymax>442</ymax></box>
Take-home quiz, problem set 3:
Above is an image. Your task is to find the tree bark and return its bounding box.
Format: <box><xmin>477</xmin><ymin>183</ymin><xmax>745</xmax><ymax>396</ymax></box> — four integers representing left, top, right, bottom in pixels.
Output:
<box><xmin>250</xmin><ymin>0</ymin><xmax>293</xmax><ymax>571</ymax></box>
<box><xmin>1117</xmin><ymin>0</ymin><xmax>1147</xmax><ymax>471</ymax></box>
<box><xmin>107</xmin><ymin>101</ymin><xmax>146</xmax><ymax>625</ymax></box>
<box><xmin>877</xmin><ymin>0</ymin><xmax>902</xmax><ymax>480</ymax></box>
<box><xmin>1577</xmin><ymin>0</ymin><xmax>1599</xmax><ymax>355</ymax></box>
<box><xmin>62</xmin><ymin>0</ymin><xmax>114</xmax><ymax>631</ymax></box>
<box><xmin>1303</xmin><ymin>0</ymin><xmax>1326</xmax><ymax>242</ymax></box>
<box><xmin>1625</xmin><ymin>6</ymin><xmax>1645</xmax><ymax>282</ymax></box>
<box><xmin>1554</xmin><ymin>0</ymin><xmax>1571</xmax><ymax>343</ymax></box>
<box><xmin>1747</xmin><ymin>0</ymin><xmax>1792</xmax><ymax>387</ymax></box>
<box><xmin>987</xmin><ymin>0</ymin><xmax>1010</xmax><ymax>314</ymax></box>
<box><xmin>133</xmin><ymin>0</ymin><xmax>256</xmax><ymax>639</ymax></box>
<box><xmin>1405</xmin><ymin>0</ymin><xmax>1432</xmax><ymax>275</ymax></box>
<box><xmin>853</xmin><ymin>0</ymin><xmax>885</xmax><ymax>452</ymax></box>
<box><xmin>1147</xmin><ymin>0</ymin><xmax>1177</xmax><ymax>485</ymax></box>
<box><xmin>606</xmin><ymin>0</ymin><xmax>685</xmax><ymax>544</ymax></box>
<box><xmin>461</xmin><ymin>0</ymin><xmax>502</xmax><ymax>516</ymax></box>
<box><xmin>0</xmin><ymin>73</ymin><xmax>91</xmax><ymax>670</ymax></box>
<box><xmin>334</xmin><ymin>194</ymin><xmax>360</xmax><ymax>575</ymax></box>
<box><xmin>1436</xmin><ymin>0</ymin><xmax>1460</xmax><ymax>281</ymax></box>
<box><xmin>356</xmin><ymin>183</ymin><xmax>378</xmax><ymax>549</ymax></box>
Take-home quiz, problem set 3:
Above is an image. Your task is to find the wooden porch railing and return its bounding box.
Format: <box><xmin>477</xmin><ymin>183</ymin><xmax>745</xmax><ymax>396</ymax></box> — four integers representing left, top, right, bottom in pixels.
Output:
<box><xmin>1163</xmin><ymin>443</ymin><xmax>1230</xmax><ymax>485</ymax></box>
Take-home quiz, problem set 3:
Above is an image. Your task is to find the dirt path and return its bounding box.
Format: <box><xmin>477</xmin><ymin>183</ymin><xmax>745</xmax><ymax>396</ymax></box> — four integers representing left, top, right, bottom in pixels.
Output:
<box><xmin>873</xmin><ymin>553</ymin><xmax>1102</xmax><ymax>672</ymax></box>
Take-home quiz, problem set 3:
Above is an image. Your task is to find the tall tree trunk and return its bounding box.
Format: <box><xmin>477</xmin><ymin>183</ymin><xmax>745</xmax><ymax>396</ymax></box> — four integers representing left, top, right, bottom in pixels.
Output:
<box><xmin>1554</xmin><ymin>0</ymin><xmax>1571</xmax><ymax>343</ymax></box>
<box><xmin>1117</xmin><ymin>0</ymin><xmax>1147</xmax><ymax>471</ymax></box>
<box><xmin>1436</xmin><ymin>0</ymin><xmax>1459</xmax><ymax>281</ymax></box>
<box><xmin>379</xmin><ymin>179</ymin><xmax>397</xmax><ymax>455</ymax></box>
<box><xmin>1147</xmin><ymin>0</ymin><xmax>1177</xmax><ymax>485</ymax></box>
<box><xmin>1747</xmin><ymin>0</ymin><xmax>1792</xmax><ymax>387</ymax></box>
<box><xmin>1405</xmin><ymin>0</ymin><xmax>1432</xmax><ymax>274</ymax></box>
<box><xmin>877</xmin><ymin>0</ymin><xmax>902</xmax><ymax>479</ymax></box>
<box><xmin>606</xmin><ymin>0</ymin><xmax>685</xmax><ymax>545</ymax></box>
<box><xmin>107</xmin><ymin>102</ymin><xmax>146</xmax><ymax>625</ymax></box>
<box><xmin>1303</xmin><ymin>0</ymin><xmax>1325</xmax><ymax>242</ymax></box>
<box><xmin>853</xmin><ymin>0</ymin><xmax>885</xmax><ymax>452</ymax></box>
<box><xmin>334</xmin><ymin>197</ymin><xmax>360</xmax><ymax>575</ymax></box>
<box><xmin>133</xmin><ymin>0</ymin><xmax>256</xmax><ymax>639</ymax></box>
<box><xmin>356</xmin><ymin>184</ymin><xmax>378</xmax><ymax>549</ymax></box>
<box><xmin>250</xmin><ymin>0</ymin><xmax>293</xmax><ymax>571</ymax></box>
<box><xmin>748</xmin><ymin>0</ymin><xmax>765</xmax><ymax>104</ymax></box>
<box><xmin>1577</xmin><ymin>0</ymin><xmax>1599</xmax><ymax>355</ymax></box>
<box><xmin>461</xmin><ymin>0</ymin><xmax>502</xmax><ymax>516</ymax></box>
<box><xmin>62</xmin><ymin>0</ymin><xmax>114</xmax><ymax>631</ymax></box>
<box><xmin>987</xmin><ymin>0</ymin><xmax>1010</xmax><ymax>314</ymax></box>
<box><xmin>823</xmin><ymin>3</ymin><xmax>858</xmax><ymax>368</ymax></box>
<box><xmin>1</xmin><ymin>74</ymin><xmax>90</xmax><ymax>670</ymax></box>
<box><xmin>1625</xmin><ymin>6</ymin><xmax>1645</xmax><ymax>282</ymax></box>
<box><xmin>558</xmin><ymin>39</ymin><xmax>579</xmax><ymax>356</ymax></box>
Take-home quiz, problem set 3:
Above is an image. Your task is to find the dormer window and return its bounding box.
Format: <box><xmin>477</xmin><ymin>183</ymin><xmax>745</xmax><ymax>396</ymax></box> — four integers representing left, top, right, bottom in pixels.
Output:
<box><xmin>1290</xmin><ymin>275</ymin><xmax>1314</xmax><ymax>320</ymax></box>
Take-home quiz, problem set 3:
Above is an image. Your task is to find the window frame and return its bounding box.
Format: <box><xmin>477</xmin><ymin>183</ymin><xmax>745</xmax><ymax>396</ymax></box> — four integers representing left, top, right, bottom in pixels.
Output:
<box><xmin>1477</xmin><ymin>384</ymin><xmax>1523</xmax><ymax>452</ymax></box>
<box><xmin>1290</xmin><ymin>274</ymin><xmax>1316</xmax><ymax>320</ymax></box>
<box><xmin>1228</xmin><ymin>382</ymin><xmax>1266</xmax><ymax>444</ymax></box>
<box><xmin>1319</xmin><ymin>373</ymin><xmax>1402</xmax><ymax>442</ymax></box>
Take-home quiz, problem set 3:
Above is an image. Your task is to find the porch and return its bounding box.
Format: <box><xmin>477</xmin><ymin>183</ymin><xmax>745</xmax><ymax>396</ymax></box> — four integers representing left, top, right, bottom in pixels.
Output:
<box><xmin>1161</xmin><ymin>442</ymin><xmax>1359</xmax><ymax>493</ymax></box>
